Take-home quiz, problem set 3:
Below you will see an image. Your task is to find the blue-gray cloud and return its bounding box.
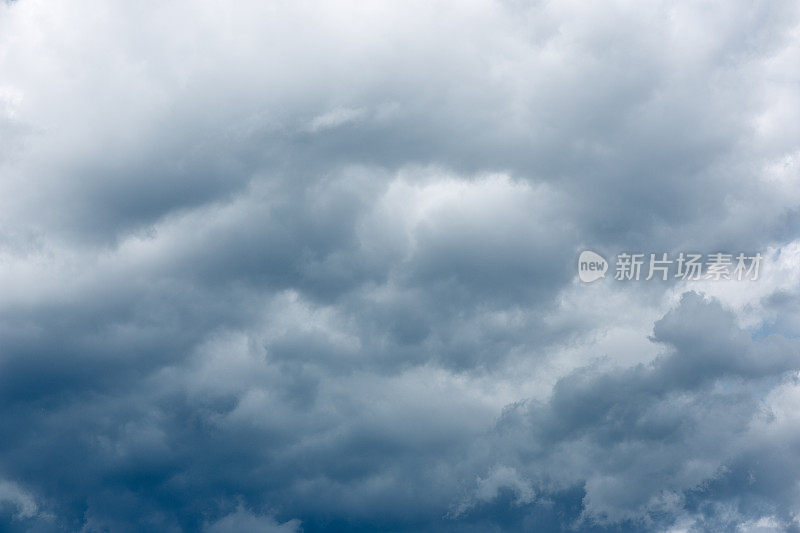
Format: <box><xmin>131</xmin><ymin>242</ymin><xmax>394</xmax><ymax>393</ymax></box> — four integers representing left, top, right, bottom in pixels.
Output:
<box><xmin>0</xmin><ymin>0</ymin><xmax>799</xmax><ymax>531</ymax></box>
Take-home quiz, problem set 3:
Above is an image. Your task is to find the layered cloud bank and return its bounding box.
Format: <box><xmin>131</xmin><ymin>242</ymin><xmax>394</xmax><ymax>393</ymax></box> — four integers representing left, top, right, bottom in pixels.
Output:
<box><xmin>1</xmin><ymin>0</ymin><xmax>800</xmax><ymax>531</ymax></box>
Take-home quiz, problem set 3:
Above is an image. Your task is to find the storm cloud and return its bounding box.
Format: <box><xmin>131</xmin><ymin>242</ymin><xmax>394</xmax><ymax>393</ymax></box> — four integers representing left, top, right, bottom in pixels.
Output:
<box><xmin>1</xmin><ymin>0</ymin><xmax>800</xmax><ymax>531</ymax></box>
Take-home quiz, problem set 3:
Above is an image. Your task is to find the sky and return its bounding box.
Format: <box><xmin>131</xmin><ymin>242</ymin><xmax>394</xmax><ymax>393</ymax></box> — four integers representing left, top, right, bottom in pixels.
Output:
<box><xmin>1</xmin><ymin>0</ymin><xmax>800</xmax><ymax>531</ymax></box>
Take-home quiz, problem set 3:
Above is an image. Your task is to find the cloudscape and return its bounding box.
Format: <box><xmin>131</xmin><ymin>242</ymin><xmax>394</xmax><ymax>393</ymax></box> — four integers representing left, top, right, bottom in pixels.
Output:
<box><xmin>1</xmin><ymin>1</ymin><xmax>800</xmax><ymax>531</ymax></box>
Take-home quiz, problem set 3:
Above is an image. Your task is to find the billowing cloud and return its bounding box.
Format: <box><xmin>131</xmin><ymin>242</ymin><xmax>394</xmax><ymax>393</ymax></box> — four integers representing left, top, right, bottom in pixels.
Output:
<box><xmin>0</xmin><ymin>0</ymin><xmax>799</xmax><ymax>531</ymax></box>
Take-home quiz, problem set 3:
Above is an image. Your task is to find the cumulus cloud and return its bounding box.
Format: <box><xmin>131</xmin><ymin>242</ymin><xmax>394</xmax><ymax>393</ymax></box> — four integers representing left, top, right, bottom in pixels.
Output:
<box><xmin>460</xmin><ymin>293</ymin><xmax>800</xmax><ymax>530</ymax></box>
<box><xmin>0</xmin><ymin>480</ymin><xmax>38</xmax><ymax>521</ymax></box>
<box><xmin>0</xmin><ymin>0</ymin><xmax>799</xmax><ymax>531</ymax></box>
<box><xmin>203</xmin><ymin>507</ymin><xmax>300</xmax><ymax>533</ymax></box>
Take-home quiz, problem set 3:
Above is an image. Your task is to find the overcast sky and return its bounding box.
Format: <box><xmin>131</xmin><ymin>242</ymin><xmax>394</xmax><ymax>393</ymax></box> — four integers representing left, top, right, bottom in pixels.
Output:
<box><xmin>1</xmin><ymin>1</ymin><xmax>800</xmax><ymax>531</ymax></box>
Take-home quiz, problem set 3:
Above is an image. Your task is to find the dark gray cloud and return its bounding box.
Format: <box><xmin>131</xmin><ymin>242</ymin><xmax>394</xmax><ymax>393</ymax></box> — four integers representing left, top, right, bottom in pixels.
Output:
<box><xmin>466</xmin><ymin>293</ymin><xmax>800</xmax><ymax>528</ymax></box>
<box><xmin>0</xmin><ymin>0</ymin><xmax>799</xmax><ymax>531</ymax></box>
